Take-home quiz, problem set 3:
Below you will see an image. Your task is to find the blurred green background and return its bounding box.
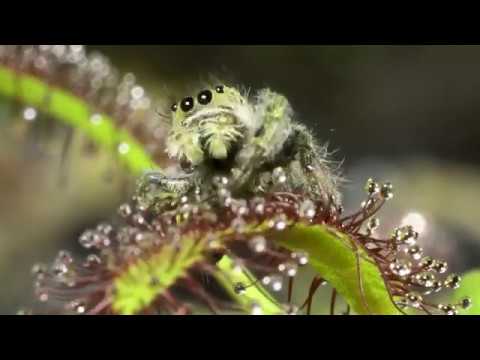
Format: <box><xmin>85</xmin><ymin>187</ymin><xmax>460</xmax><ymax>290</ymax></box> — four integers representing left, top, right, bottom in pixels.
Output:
<box><xmin>1</xmin><ymin>45</ymin><xmax>480</xmax><ymax>314</ymax></box>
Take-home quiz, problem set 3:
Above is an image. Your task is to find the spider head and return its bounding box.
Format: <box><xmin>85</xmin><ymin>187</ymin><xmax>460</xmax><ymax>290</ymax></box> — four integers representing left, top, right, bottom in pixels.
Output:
<box><xmin>166</xmin><ymin>85</ymin><xmax>257</xmax><ymax>169</ymax></box>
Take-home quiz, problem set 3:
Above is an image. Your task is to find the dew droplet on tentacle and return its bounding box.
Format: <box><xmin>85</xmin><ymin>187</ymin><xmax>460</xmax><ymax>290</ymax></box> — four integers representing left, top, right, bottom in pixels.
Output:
<box><xmin>291</xmin><ymin>251</ymin><xmax>309</xmax><ymax>266</ymax></box>
<box><xmin>23</xmin><ymin>107</ymin><xmax>37</xmax><ymax>122</ymax></box>
<box><xmin>444</xmin><ymin>274</ymin><xmax>461</xmax><ymax>289</ymax></box>
<box><xmin>249</xmin><ymin>236</ymin><xmax>267</xmax><ymax>253</ymax></box>
<box><xmin>460</xmin><ymin>297</ymin><xmax>472</xmax><ymax>310</ymax></box>
<box><xmin>299</xmin><ymin>199</ymin><xmax>316</xmax><ymax>220</ymax></box>
<box><xmin>31</xmin><ymin>263</ymin><xmax>47</xmax><ymax>277</ymax></box>
<box><xmin>251</xmin><ymin>197</ymin><xmax>266</xmax><ymax>215</ymax></box>
<box><xmin>118</xmin><ymin>203</ymin><xmax>133</xmax><ymax>218</ymax></box>
<box><xmin>251</xmin><ymin>303</ymin><xmax>263</xmax><ymax>315</ymax></box>
<box><xmin>389</xmin><ymin>259</ymin><xmax>412</xmax><ymax>277</ymax></box>
<box><xmin>414</xmin><ymin>272</ymin><xmax>436</xmax><ymax>288</ymax></box>
<box><xmin>405</xmin><ymin>292</ymin><xmax>423</xmax><ymax>309</ymax></box>
<box><xmin>380</xmin><ymin>182</ymin><xmax>394</xmax><ymax>200</ymax></box>
<box><xmin>278</xmin><ymin>262</ymin><xmax>298</xmax><ymax>277</ymax></box>
<box><xmin>432</xmin><ymin>260</ymin><xmax>448</xmax><ymax>274</ymax></box>
<box><xmin>270</xmin><ymin>276</ymin><xmax>283</xmax><ymax>292</ymax></box>
<box><xmin>438</xmin><ymin>304</ymin><xmax>458</xmax><ymax>315</ymax></box>
<box><xmin>404</xmin><ymin>245</ymin><xmax>423</xmax><ymax>260</ymax></box>
<box><xmin>272</xmin><ymin>167</ymin><xmax>287</xmax><ymax>185</ymax></box>
<box><xmin>365</xmin><ymin>178</ymin><xmax>380</xmax><ymax>196</ymax></box>
<box><xmin>367</xmin><ymin>217</ymin><xmax>380</xmax><ymax>232</ymax></box>
<box><xmin>418</xmin><ymin>256</ymin><xmax>434</xmax><ymax>270</ymax></box>
<box><xmin>83</xmin><ymin>254</ymin><xmax>102</xmax><ymax>268</ymax></box>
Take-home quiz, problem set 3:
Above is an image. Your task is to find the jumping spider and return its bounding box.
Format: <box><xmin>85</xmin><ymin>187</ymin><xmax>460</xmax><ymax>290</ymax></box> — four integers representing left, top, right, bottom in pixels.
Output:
<box><xmin>136</xmin><ymin>85</ymin><xmax>342</xmax><ymax>211</ymax></box>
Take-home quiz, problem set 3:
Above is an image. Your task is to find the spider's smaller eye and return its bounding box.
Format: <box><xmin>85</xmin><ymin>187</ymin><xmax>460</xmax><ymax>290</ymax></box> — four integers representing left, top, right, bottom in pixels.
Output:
<box><xmin>198</xmin><ymin>90</ymin><xmax>213</xmax><ymax>105</ymax></box>
<box><xmin>171</xmin><ymin>103</ymin><xmax>178</xmax><ymax>112</ymax></box>
<box><xmin>181</xmin><ymin>97</ymin><xmax>194</xmax><ymax>112</ymax></box>
<box><xmin>215</xmin><ymin>85</ymin><xmax>224</xmax><ymax>94</ymax></box>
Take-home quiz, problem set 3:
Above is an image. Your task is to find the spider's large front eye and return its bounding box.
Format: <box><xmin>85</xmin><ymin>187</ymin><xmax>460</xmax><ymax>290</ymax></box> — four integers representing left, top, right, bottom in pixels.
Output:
<box><xmin>198</xmin><ymin>90</ymin><xmax>213</xmax><ymax>105</ymax></box>
<box><xmin>181</xmin><ymin>97</ymin><xmax>194</xmax><ymax>112</ymax></box>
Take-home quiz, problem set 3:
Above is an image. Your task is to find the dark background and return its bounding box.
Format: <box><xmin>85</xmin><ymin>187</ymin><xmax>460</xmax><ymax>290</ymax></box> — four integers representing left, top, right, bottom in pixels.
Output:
<box><xmin>1</xmin><ymin>45</ymin><xmax>479</xmax><ymax>314</ymax></box>
<box><xmin>92</xmin><ymin>46</ymin><xmax>480</xmax><ymax>165</ymax></box>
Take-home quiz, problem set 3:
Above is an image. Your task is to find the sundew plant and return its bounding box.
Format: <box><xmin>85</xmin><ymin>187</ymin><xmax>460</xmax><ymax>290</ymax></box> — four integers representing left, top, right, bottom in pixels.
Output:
<box><xmin>0</xmin><ymin>45</ymin><xmax>476</xmax><ymax>315</ymax></box>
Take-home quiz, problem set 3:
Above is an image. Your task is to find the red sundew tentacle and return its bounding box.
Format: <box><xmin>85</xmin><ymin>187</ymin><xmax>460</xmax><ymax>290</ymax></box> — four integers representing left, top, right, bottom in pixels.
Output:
<box><xmin>287</xmin><ymin>278</ymin><xmax>294</xmax><ymax>304</ymax></box>
<box><xmin>419</xmin><ymin>304</ymin><xmax>433</xmax><ymax>315</ymax></box>
<box><xmin>330</xmin><ymin>288</ymin><xmax>337</xmax><ymax>315</ymax></box>
<box><xmin>153</xmin><ymin>292</ymin><xmax>181</xmax><ymax>315</ymax></box>
<box><xmin>161</xmin><ymin>290</ymin><xmax>192</xmax><ymax>315</ymax></box>
<box><xmin>301</xmin><ymin>276</ymin><xmax>325</xmax><ymax>315</ymax></box>
<box><xmin>180</xmin><ymin>276</ymin><xmax>223</xmax><ymax>314</ymax></box>
<box><xmin>88</xmin><ymin>296</ymin><xmax>113</xmax><ymax>315</ymax></box>
<box><xmin>339</xmin><ymin>194</ymin><xmax>377</xmax><ymax>224</ymax></box>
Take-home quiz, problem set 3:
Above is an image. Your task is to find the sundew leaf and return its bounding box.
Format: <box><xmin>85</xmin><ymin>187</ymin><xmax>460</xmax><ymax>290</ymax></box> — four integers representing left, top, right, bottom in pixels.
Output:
<box><xmin>0</xmin><ymin>65</ymin><xmax>156</xmax><ymax>175</ymax></box>
<box><xmin>276</xmin><ymin>224</ymin><xmax>402</xmax><ymax>315</ymax></box>
<box><xmin>452</xmin><ymin>270</ymin><xmax>480</xmax><ymax>315</ymax></box>
<box><xmin>216</xmin><ymin>256</ymin><xmax>285</xmax><ymax>315</ymax></box>
<box><xmin>112</xmin><ymin>237</ymin><xmax>205</xmax><ymax>315</ymax></box>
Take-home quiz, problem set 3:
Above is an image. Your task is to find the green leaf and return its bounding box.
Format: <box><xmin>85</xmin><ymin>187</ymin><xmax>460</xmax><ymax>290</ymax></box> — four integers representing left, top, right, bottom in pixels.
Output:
<box><xmin>112</xmin><ymin>237</ymin><xmax>205</xmax><ymax>315</ymax></box>
<box><xmin>453</xmin><ymin>270</ymin><xmax>480</xmax><ymax>315</ymax></box>
<box><xmin>0</xmin><ymin>65</ymin><xmax>157</xmax><ymax>175</ymax></box>
<box><xmin>276</xmin><ymin>224</ymin><xmax>402</xmax><ymax>315</ymax></box>
<box><xmin>215</xmin><ymin>256</ymin><xmax>285</xmax><ymax>315</ymax></box>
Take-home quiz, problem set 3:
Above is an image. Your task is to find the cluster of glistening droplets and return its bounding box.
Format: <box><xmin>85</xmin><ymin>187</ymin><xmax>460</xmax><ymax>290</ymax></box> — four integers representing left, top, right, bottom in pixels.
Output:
<box><xmin>0</xmin><ymin>45</ymin><xmax>169</xmax><ymax>164</ymax></box>
<box><xmin>338</xmin><ymin>178</ymin><xmax>471</xmax><ymax>315</ymax></box>
<box><xmin>26</xmin><ymin>167</ymin><xmax>471</xmax><ymax>315</ymax></box>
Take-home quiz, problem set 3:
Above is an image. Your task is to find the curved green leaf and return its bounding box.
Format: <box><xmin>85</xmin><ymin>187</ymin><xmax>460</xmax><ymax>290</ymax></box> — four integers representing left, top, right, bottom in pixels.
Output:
<box><xmin>276</xmin><ymin>224</ymin><xmax>402</xmax><ymax>315</ymax></box>
<box><xmin>453</xmin><ymin>270</ymin><xmax>480</xmax><ymax>315</ymax></box>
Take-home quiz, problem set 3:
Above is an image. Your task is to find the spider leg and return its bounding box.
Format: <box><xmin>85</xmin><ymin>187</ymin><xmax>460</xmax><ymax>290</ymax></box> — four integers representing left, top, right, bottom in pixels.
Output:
<box><xmin>135</xmin><ymin>171</ymin><xmax>194</xmax><ymax>211</ymax></box>
<box><xmin>289</xmin><ymin>124</ymin><xmax>342</xmax><ymax>204</ymax></box>
<box><xmin>231</xmin><ymin>90</ymin><xmax>293</xmax><ymax>190</ymax></box>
